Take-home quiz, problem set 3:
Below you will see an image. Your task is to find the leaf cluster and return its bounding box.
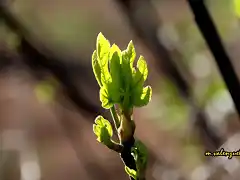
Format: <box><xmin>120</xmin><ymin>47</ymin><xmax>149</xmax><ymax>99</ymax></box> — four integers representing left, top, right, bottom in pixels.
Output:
<box><xmin>92</xmin><ymin>32</ymin><xmax>152</xmax><ymax>110</ymax></box>
<box><xmin>92</xmin><ymin>32</ymin><xmax>152</xmax><ymax>180</ymax></box>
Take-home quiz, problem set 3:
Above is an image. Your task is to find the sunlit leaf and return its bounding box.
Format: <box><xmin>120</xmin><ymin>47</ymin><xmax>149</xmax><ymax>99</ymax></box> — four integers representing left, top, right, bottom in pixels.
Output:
<box><xmin>132</xmin><ymin>86</ymin><xmax>152</xmax><ymax>107</ymax></box>
<box><xmin>92</xmin><ymin>50</ymin><xmax>102</xmax><ymax>87</ymax></box>
<box><xmin>93</xmin><ymin>116</ymin><xmax>113</xmax><ymax>146</ymax></box>
<box><xmin>121</xmin><ymin>41</ymin><xmax>136</xmax><ymax>90</ymax></box>
<box><xmin>131</xmin><ymin>56</ymin><xmax>148</xmax><ymax>89</ymax></box>
<box><xmin>96</xmin><ymin>32</ymin><xmax>112</xmax><ymax>86</ymax></box>
<box><xmin>109</xmin><ymin>44</ymin><xmax>122</xmax><ymax>102</ymax></box>
<box><xmin>137</xmin><ymin>56</ymin><xmax>148</xmax><ymax>81</ymax></box>
<box><xmin>100</xmin><ymin>87</ymin><xmax>114</xmax><ymax>109</ymax></box>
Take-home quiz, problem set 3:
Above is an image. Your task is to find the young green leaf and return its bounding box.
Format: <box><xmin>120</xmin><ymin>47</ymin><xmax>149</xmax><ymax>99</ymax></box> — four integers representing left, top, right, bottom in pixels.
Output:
<box><xmin>125</xmin><ymin>166</ymin><xmax>137</xmax><ymax>180</ymax></box>
<box><xmin>132</xmin><ymin>85</ymin><xmax>152</xmax><ymax>107</ymax></box>
<box><xmin>96</xmin><ymin>32</ymin><xmax>112</xmax><ymax>86</ymax></box>
<box><xmin>131</xmin><ymin>56</ymin><xmax>148</xmax><ymax>89</ymax></box>
<box><xmin>93</xmin><ymin>116</ymin><xmax>113</xmax><ymax>146</ymax></box>
<box><xmin>121</xmin><ymin>41</ymin><xmax>136</xmax><ymax>90</ymax></box>
<box><xmin>126</xmin><ymin>40</ymin><xmax>136</xmax><ymax>69</ymax></box>
<box><xmin>97</xmin><ymin>32</ymin><xmax>110</xmax><ymax>63</ymax></box>
<box><xmin>92</xmin><ymin>50</ymin><xmax>102</xmax><ymax>87</ymax></box>
<box><xmin>100</xmin><ymin>87</ymin><xmax>114</xmax><ymax>109</ymax></box>
<box><xmin>136</xmin><ymin>56</ymin><xmax>148</xmax><ymax>82</ymax></box>
<box><xmin>109</xmin><ymin>44</ymin><xmax>122</xmax><ymax>102</ymax></box>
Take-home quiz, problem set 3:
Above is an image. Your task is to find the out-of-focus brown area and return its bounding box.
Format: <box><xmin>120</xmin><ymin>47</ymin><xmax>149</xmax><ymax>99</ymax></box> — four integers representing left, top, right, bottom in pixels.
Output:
<box><xmin>1</xmin><ymin>0</ymin><xmax>240</xmax><ymax>180</ymax></box>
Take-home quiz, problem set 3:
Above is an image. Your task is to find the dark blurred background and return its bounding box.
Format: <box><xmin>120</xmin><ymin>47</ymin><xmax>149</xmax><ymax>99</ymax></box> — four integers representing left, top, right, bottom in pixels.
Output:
<box><xmin>1</xmin><ymin>0</ymin><xmax>240</xmax><ymax>180</ymax></box>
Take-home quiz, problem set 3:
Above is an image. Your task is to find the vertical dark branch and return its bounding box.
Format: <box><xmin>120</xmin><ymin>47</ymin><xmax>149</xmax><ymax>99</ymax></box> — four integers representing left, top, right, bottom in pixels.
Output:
<box><xmin>186</xmin><ymin>0</ymin><xmax>240</xmax><ymax>117</ymax></box>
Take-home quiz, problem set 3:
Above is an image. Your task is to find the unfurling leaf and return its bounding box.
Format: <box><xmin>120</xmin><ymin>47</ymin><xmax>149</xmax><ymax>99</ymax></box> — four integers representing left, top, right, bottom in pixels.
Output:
<box><xmin>136</xmin><ymin>56</ymin><xmax>148</xmax><ymax>82</ymax></box>
<box><xmin>109</xmin><ymin>44</ymin><xmax>122</xmax><ymax>102</ymax></box>
<box><xmin>97</xmin><ymin>32</ymin><xmax>110</xmax><ymax>64</ymax></box>
<box><xmin>121</xmin><ymin>41</ymin><xmax>136</xmax><ymax>90</ymax></box>
<box><xmin>96</xmin><ymin>32</ymin><xmax>111</xmax><ymax>87</ymax></box>
<box><xmin>131</xmin><ymin>56</ymin><xmax>148</xmax><ymax>89</ymax></box>
<box><xmin>92</xmin><ymin>50</ymin><xmax>102</xmax><ymax>87</ymax></box>
<box><xmin>125</xmin><ymin>40</ymin><xmax>136</xmax><ymax>69</ymax></box>
<box><xmin>93</xmin><ymin>116</ymin><xmax>113</xmax><ymax>146</ymax></box>
<box><xmin>125</xmin><ymin>166</ymin><xmax>137</xmax><ymax>180</ymax></box>
<box><xmin>132</xmin><ymin>85</ymin><xmax>152</xmax><ymax>107</ymax></box>
<box><xmin>100</xmin><ymin>87</ymin><xmax>113</xmax><ymax>109</ymax></box>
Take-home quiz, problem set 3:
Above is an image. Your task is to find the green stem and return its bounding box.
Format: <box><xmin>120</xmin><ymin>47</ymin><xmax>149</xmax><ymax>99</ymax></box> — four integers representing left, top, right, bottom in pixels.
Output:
<box><xmin>110</xmin><ymin>105</ymin><xmax>120</xmax><ymax>129</ymax></box>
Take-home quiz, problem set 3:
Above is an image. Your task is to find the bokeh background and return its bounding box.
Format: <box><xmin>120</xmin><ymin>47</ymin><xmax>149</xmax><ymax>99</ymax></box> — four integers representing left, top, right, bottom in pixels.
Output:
<box><xmin>1</xmin><ymin>0</ymin><xmax>240</xmax><ymax>180</ymax></box>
